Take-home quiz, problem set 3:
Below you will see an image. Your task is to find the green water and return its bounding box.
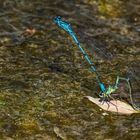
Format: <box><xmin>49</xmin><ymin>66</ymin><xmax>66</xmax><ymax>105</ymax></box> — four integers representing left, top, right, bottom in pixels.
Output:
<box><xmin>0</xmin><ymin>0</ymin><xmax>140</xmax><ymax>139</ymax></box>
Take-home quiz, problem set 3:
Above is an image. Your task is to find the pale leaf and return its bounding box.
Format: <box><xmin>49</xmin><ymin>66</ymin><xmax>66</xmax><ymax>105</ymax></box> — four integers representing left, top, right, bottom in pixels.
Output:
<box><xmin>86</xmin><ymin>96</ymin><xmax>139</xmax><ymax>114</ymax></box>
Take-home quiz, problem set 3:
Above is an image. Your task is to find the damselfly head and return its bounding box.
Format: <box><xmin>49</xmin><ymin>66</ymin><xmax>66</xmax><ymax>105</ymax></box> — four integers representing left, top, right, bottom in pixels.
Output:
<box><xmin>99</xmin><ymin>92</ymin><xmax>104</xmax><ymax>97</ymax></box>
<box><xmin>54</xmin><ymin>16</ymin><xmax>61</xmax><ymax>23</ymax></box>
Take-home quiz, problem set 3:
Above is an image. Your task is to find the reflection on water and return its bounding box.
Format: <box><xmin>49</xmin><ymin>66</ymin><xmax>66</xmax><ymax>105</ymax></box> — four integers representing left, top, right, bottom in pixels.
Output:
<box><xmin>0</xmin><ymin>0</ymin><xmax>140</xmax><ymax>139</ymax></box>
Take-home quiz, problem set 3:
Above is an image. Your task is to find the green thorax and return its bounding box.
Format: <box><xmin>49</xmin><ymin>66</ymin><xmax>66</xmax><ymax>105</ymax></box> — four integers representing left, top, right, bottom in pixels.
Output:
<box><xmin>105</xmin><ymin>85</ymin><xmax>118</xmax><ymax>95</ymax></box>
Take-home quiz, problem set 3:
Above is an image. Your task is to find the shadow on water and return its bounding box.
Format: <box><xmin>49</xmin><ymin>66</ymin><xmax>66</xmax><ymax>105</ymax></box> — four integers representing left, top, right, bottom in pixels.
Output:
<box><xmin>0</xmin><ymin>0</ymin><xmax>140</xmax><ymax>139</ymax></box>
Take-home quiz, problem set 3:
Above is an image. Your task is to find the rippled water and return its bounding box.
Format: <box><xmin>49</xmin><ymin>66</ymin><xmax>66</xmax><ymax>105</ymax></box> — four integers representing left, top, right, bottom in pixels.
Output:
<box><xmin>0</xmin><ymin>0</ymin><xmax>140</xmax><ymax>139</ymax></box>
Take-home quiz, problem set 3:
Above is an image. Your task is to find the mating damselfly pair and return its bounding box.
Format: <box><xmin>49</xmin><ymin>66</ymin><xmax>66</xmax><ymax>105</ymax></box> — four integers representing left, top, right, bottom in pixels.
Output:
<box><xmin>54</xmin><ymin>16</ymin><xmax>140</xmax><ymax>111</ymax></box>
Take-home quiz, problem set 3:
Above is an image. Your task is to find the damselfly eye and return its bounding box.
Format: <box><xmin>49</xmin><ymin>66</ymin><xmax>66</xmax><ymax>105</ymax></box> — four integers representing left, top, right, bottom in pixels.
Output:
<box><xmin>57</xmin><ymin>16</ymin><xmax>61</xmax><ymax>19</ymax></box>
<box><xmin>99</xmin><ymin>92</ymin><xmax>103</xmax><ymax>97</ymax></box>
<box><xmin>54</xmin><ymin>16</ymin><xmax>61</xmax><ymax>23</ymax></box>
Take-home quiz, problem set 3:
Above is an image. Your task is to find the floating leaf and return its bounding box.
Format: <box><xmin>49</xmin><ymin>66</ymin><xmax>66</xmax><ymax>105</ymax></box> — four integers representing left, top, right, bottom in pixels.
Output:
<box><xmin>86</xmin><ymin>96</ymin><xmax>139</xmax><ymax>114</ymax></box>
<box><xmin>54</xmin><ymin>126</ymin><xmax>68</xmax><ymax>140</ymax></box>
